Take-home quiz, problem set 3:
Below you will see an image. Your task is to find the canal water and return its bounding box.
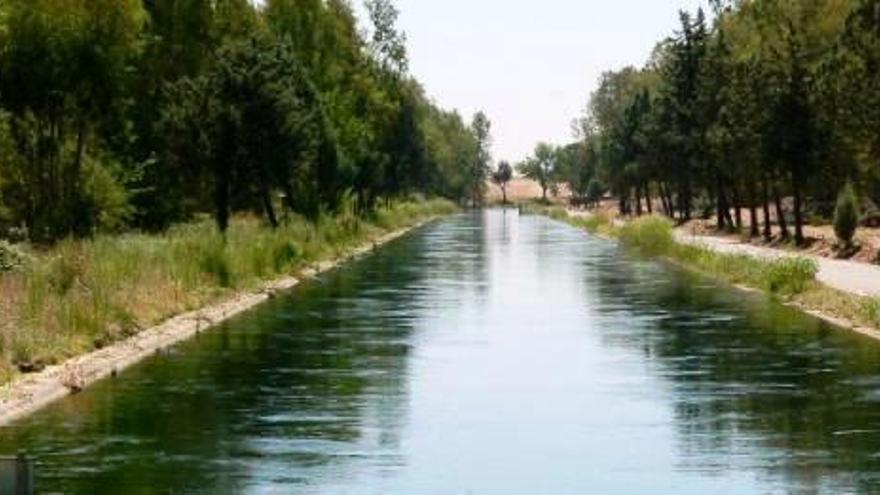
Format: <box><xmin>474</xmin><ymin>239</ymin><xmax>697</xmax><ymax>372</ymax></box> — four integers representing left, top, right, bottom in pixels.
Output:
<box><xmin>3</xmin><ymin>209</ymin><xmax>880</xmax><ymax>493</ymax></box>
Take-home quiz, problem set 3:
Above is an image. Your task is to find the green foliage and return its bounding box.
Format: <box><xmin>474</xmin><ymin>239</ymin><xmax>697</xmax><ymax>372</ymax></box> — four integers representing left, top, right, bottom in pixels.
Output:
<box><xmin>422</xmin><ymin>108</ymin><xmax>479</xmax><ymax>203</ymax></box>
<box><xmin>160</xmin><ymin>33</ymin><xmax>332</xmax><ymax>230</ymax></box>
<box><xmin>199</xmin><ymin>240</ymin><xmax>235</xmax><ymax>288</ymax></box>
<box><xmin>860</xmin><ymin>297</ymin><xmax>880</xmax><ymax>326</ymax></box>
<box><xmin>556</xmin><ymin>141</ymin><xmax>598</xmax><ymax>205</ymax></box>
<box><xmin>833</xmin><ymin>182</ymin><xmax>859</xmax><ymax>247</ymax></box>
<box><xmin>586</xmin><ymin>211</ymin><xmax>817</xmax><ymax>295</ymax></box>
<box><xmin>0</xmin><ymin>240</ymin><xmax>29</xmax><ymax>272</ymax></box>
<box><xmin>490</xmin><ymin>161</ymin><xmax>512</xmax><ymax>204</ymax></box>
<box><xmin>492</xmin><ymin>162</ymin><xmax>513</xmax><ymax>187</ymax></box>
<box><xmin>571</xmin><ymin>212</ymin><xmax>611</xmax><ymax>233</ymax></box>
<box><xmin>467</xmin><ymin>112</ymin><xmax>492</xmax><ymax>206</ymax></box>
<box><xmin>0</xmin><ymin>199</ymin><xmax>453</xmax><ymax>380</ymax></box>
<box><xmin>273</xmin><ymin>241</ymin><xmax>301</xmax><ymax>273</ymax></box>
<box><xmin>668</xmin><ymin>242</ymin><xmax>817</xmax><ymax>296</ymax></box>
<box><xmin>567</xmin><ymin>0</ymin><xmax>880</xmax><ymax>244</ymax></box>
<box><xmin>764</xmin><ymin>257</ymin><xmax>819</xmax><ymax>295</ymax></box>
<box><xmin>518</xmin><ymin>143</ymin><xmax>558</xmax><ymax>202</ymax></box>
<box><xmin>0</xmin><ymin>0</ymin><xmax>480</xmax><ymax>240</ymax></box>
<box><xmin>618</xmin><ymin>216</ymin><xmax>675</xmax><ymax>255</ymax></box>
<box><xmin>0</xmin><ymin>0</ymin><xmax>145</xmax><ymax>240</ymax></box>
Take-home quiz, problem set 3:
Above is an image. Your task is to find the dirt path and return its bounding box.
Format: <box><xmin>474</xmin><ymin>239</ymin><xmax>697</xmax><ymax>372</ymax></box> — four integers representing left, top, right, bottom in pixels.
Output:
<box><xmin>677</xmin><ymin>232</ymin><xmax>880</xmax><ymax>297</ymax></box>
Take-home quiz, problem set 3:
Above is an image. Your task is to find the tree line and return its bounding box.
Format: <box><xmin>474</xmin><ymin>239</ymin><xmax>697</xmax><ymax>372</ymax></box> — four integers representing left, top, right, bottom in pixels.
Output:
<box><xmin>0</xmin><ymin>0</ymin><xmax>492</xmax><ymax>241</ymax></box>
<box><xmin>527</xmin><ymin>0</ymin><xmax>880</xmax><ymax>247</ymax></box>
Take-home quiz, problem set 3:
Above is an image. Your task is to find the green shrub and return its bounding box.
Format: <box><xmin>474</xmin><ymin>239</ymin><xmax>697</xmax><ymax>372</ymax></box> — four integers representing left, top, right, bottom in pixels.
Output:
<box><xmin>45</xmin><ymin>243</ymin><xmax>87</xmax><ymax>294</ymax></box>
<box><xmin>0</xmin><ymin>239</ymin><xmax>30</xmax><ymax>272</ymax></box>
<box><xmin>0</xmin><ymin>198</ymin><xmax>456</xmax><ymax>383</ymax></box>
<box><xmin>571</xmin><ymin>213</ymin><xmax>610</xmax><ymax>233</ymax></box>
<box><xmin>619</xmin><ymin>216</ymin><xmax>675</xmax><ymax>256</ymax></box>
<box><xmin>200</xmin><ymin>243</ymin><xmax>234</xmax><ymax>288</ymax></box>
<box><xmin>833</xmin><ymin>183</ymin><xmax>859</xmax><ymax>247</ymax></box>
<box><xmin>273</xmin><ymin>241</ymin><xmax>301</xmax><ymax>273</ymax></box>
<box><xmin>764</xmin><ymin>257</ymin><xmax>818</xmax><ymax>295</ymax></box>
<box><xmin>860</xmin><ymin>297</ymin><xmax>880</xmax><ymax>327</ymax></box>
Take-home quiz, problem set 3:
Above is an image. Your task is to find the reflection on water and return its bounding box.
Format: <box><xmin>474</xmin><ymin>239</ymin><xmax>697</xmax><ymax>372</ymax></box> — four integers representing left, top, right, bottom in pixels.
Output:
<box><xmin>3</xmin><ymin>209</ymin><xmax>880</xmax><ymax>493</ymax></box>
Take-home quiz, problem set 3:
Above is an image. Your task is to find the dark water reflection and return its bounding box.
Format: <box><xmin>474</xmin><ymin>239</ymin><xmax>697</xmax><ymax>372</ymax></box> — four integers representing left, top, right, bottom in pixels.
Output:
<box><xmin>3</xmin><ymin>210</ymin><xmax>880</xmax><ymax>493</ymax></box>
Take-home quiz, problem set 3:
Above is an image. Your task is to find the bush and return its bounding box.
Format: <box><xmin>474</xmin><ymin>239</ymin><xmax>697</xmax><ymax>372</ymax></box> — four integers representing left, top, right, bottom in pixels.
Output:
<box><xmin>764</xmin><ymin>257</ymin><xmax>818</xmax><ymax>295</ymax></box>
<box><xmin>619</xmin><ymin>216</ymin><xmax>675</xmax><ymax>256</ymax></box>
<box><xmin>571</xmin><ymin>212</ymin><xmax>610</xmax><ymax>233</ymax></box>
<box><xmin>833</xmin><ymin>183</ymin><xmax>859</xmax><ymax>248</ymax></box>
<box><xmin>200</xmin><ymin>242</ymin><xmax>234</xmax><ymax>288</ymax></box>
<box><xmin>0</xmin><ymin>199</ymin><xmax>455</xmax><ymax>383</ymax></box>
<box><xmin>0</xmin><ymin>239</ymin><xmax>30</xmax><ymax>272</ymax></box>
<box><xmin>273</xmin><ymin>241</ymin><xmax>301</xmax><ymax>273</ymax></box>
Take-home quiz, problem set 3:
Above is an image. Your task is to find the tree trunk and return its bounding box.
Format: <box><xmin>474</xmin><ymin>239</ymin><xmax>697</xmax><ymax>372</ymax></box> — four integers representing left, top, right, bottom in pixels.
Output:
<box><xmin>215</xmin><ymin>167</ymin><xmax>231</xmax><ymax>233</ymax></box>
<box><xmin>749</xmin><ymin>185</ymin><xmax>760</xmax><ymax>238</ymax></box>
<box><xmin>262</xmin><ymin>187</ymin><xmax>279</xmax><ymax>229</ymax></box>
<box><xmin>721</xmin><ymin>188</ymin><xmax>735</xmax><ymax>230</ymax></box>
<box><xmin>792</xmin><ymin>175</ymin><xmax>806</xmax><ymax>245</ymax></box>
<box><xmin>635</xmin><ymin>186</ymin><xmax>643</xmax><ymax>216</ymax></box>
<box><xmin>715</xmin><ymin>173</ymin><xmax>726</xmax><ymax>230</ymax></box>
<box><xmin>762</xmin><ymin>177</ymin><xmax>772</xmax><ymax>241</ymax></box>
<box><xmin>644</xmin><ymin>183</ymin><xmax>653</xmax><ymax>214</ymax></box>
<box><xmin>502</xmin><ymin>185</ymin><xmax>507</xmax><ymax>205</ymax></box>
<box><xmin>660</xmin><ymin>182</ymin><xmax>673</xmax><ymax>218</ymax></box>
<box><xmin>682</xmin><ymin>176</ymin><xmax>692</xmax><ymax>221</ymax></box>
<box><xmin>732</xmin><ymin>187</ymin><xmax>743</xmax><ymax>231</ymax></box>
<box><xmin>774</xmin><ymin>185</ymin><xmax>789</xmax><ymax>240</ymax></box>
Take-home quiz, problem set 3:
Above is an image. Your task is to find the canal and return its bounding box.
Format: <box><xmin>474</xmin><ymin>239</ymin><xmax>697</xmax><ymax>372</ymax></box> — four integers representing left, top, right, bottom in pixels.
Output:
<box><xmin>3</xmin><ymin>209</ymin><xmax>880</xmax><ymax>493</ymax></box>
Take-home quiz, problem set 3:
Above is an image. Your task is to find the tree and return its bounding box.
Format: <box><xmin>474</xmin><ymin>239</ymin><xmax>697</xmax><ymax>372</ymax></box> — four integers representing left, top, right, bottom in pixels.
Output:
<box><xmin>586</xmin><ymin>179</ymin><xmax>604</xmax><ymax>209</ymax></box>
<box><xmin>519</xmin><ymin>143</ymin><xmax>557</xmax><ymax>203</ymax></box>
<box><xmin>492</xmin><ymin>161</ymin><xmax>513</xmax><ymax>204</ymax></box>
<box><xmin>0</xmin><ymin>0</ymin><xmax>489</xmax><ymax>241</ymax></box>
<box><xmin>834</xmin><ymin>183</ymin><xmax>859</xmax><ymax>248</ymax></box>
<box><xmin>0</xmin><ymin>0</ymin><xmax>146</xmax><ymax>239</ymax></box>
<box><xmin>469</xmin><ymin>111</ymin><xmax>492</xmax><ymax>207</ymax></box>
<box><xmin>160</xmin><ymin>34</ymin><xmax>329</xmax><ymax>232</ymax></box>
<box><xmin>366</xmin><ymin>0</ymin><xmax>408</xmax><ymax>76</ymax></box>
<box><xmin>422</xmin><ymin>107</ymin><xmax>479</xmax><ymax>204</ymax></box>
<box><xmin>555</xmin><ymin>141</ymin><xmax>595</xmax><ymax>207</ymax></box>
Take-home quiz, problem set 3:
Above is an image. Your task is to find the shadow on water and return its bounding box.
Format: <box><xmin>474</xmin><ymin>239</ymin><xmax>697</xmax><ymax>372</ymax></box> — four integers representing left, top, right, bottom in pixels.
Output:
<box><xmin>3</xmin><ymin>209</ymin><xmax>880</xmax><ymax>493</ymax></box>
<box><xmin>585</xmin><ymin>237</ymin><xmax>880</xmax><ymax>493</ymax></box>
<box><xmin>0</xmin><ymin>218</ymin><xmax>489</xmax><ymax>494</ymax></box>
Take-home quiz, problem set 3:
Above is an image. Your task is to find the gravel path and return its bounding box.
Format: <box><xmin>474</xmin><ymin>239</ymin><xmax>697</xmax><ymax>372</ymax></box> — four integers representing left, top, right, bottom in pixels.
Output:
<box><xmin>677</xmin><ymin>232</ymin><xmax>880</xmax><ymax>297</ymax></box>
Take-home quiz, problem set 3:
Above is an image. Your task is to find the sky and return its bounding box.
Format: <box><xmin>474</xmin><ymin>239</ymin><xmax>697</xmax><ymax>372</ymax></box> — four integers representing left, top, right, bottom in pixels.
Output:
<box><xmin>356</xmin><ymin>0</ymin><xmax>706</xmax><ymax>164</ymax></box>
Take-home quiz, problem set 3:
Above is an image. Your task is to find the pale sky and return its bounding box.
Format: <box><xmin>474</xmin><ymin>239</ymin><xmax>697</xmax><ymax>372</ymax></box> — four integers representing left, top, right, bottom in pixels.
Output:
<box><xmin>356</xmin><ymin>0</ymin><xmax>706</xmax><ymax>164</ymax></box>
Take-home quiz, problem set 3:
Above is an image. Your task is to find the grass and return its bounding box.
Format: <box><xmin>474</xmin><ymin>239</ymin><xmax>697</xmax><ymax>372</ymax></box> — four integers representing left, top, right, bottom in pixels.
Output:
<box><xmin>520</xmin><ymin>202</ymin><xmax>616</xmax><ymax>236</ymax></box>
<box><xmin>533</xmin><ymin>207</ymin><xmax>880</xmax><ymax>333</ymax></box>
<box><xmin>0</xmin><ymin>198</ymin><xmax>457</xmax><ymax>383</ymax></box>
<box><xmin>617</xmin><ymin>216</ymin><xmax>818</xmax><ymax>296</ymax></box>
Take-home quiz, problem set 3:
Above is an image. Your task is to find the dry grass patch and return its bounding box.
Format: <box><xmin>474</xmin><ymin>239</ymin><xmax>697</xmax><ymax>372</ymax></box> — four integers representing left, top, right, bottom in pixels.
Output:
<box><xmin>0</xmin><ymin>199</ymin><xmax>456</xmax><ymax>384</ymax></box>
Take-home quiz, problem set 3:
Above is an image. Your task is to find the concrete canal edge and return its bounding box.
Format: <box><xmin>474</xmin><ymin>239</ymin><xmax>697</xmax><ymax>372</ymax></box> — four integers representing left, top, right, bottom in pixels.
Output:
<box><xmin>0</xmin><ymin>218</ymin><xmax>438</xmax><ymax>427</ymax></box>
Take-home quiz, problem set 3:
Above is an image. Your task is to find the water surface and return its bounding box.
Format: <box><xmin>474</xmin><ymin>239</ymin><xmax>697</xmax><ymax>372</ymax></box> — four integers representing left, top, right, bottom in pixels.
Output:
<box><xmin>4</xmin><ymin>210</ymin><xmax>880</xmax><ymax>493</ymax></box>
